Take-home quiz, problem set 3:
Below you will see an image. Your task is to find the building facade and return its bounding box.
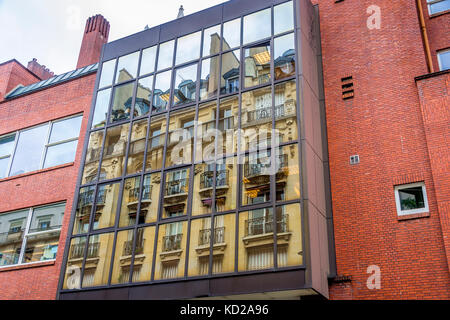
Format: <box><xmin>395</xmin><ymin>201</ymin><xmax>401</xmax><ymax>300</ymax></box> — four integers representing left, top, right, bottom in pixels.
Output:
<box><xmin>0</xmin><ymin>15</ymin><xmax>109</xmax><ymax>300</ymax></box>
<box><xmin>0</xmin><ymin>0</ymin><xmax>449</xmax><ymax>300</ymax></box>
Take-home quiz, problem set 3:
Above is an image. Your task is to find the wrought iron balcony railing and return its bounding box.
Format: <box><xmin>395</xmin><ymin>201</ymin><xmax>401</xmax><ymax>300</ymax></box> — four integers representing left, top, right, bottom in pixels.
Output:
<box><xmin>78</xmin><ymin>190</ymin><xmax>95</xmax><ymax>207</ymax></box>
<box><xmin>244</xmin><ymin>154</ymin><xmax>288</xmax><ymax>177</ymax></box>
<box><xmin>128</xmin><ymin>185</ymin><xmax>152</xmax><ymax>203</ymax></box>
<box><xmin>200</xmin><ymin>170</ymin><xmax>229</xmax><ymax>189</ymax></box>
<box><xmin>165</xmin><ymin>179</ymin><xmax>188</xmax><ymax>196</ymax></box>
<box><xmin>244</xmin><ymin>214</ymin><xmax>289</xmax><ymax>237</ymax></box>
<box><xmin>162</xmin><ymin>234</ymin><xmax>183</xmax><ymax>252</ymax></box>
<box><xmin>70</xmin><ymin>242</ymin><xmax>100</xmax><ymax>259</ymax></box>
<box><xmin>198</xmin><ymin>227</ymin><xmax>225</xmax><ymax>246</ymax></box>
<box><xmin>122</xmin><ymin>239</ymin><xmax>145</xmax><ymax>256</ymax></box>
<box><xmin>246</xmin><ymin>104</ymin><xmax>288</xmax><ymax>123</ymax></box>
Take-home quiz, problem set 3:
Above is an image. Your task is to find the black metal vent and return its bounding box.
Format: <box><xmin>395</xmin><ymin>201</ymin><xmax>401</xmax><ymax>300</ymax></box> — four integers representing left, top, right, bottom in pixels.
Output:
<box><xmin>341</xmin><ymin>76</ymin><xmax>354</xmax><ymax>100</ymax></box>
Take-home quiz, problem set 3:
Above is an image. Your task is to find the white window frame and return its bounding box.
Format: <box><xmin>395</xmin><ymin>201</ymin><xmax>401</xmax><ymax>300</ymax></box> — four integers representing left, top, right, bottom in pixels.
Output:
<box><xmin>0</xmin><ymin>113</ymin><xmax>82</xmax><ymax>179</ymax></box>
<box><xmin>427</xmin><ymin>0</ymin><xmax>450</xmax><ymax>15</ymax></box>
<box><xmin>394</xmin><ymin>182</ymin><xmax>429</xmax><ymax>216</ymax></box>
<box><xmin>0</xmin><ymin>202</ymin><xmax>65</xmax><ymax>269</ymax></box>
<box><xmin>437</xmin><ymin>48</ymin><xmax>450</xmax><ymax>71</ymax></box>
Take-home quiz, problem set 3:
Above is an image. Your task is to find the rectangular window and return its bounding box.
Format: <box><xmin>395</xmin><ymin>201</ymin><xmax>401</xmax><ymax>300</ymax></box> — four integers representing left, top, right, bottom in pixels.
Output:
<box><xmin>5</xmin><ymin>115</ymin><xmax>82</xmax><ymax>178</ymax></box>
<box><xmin>427</xmin><ymin>0</ymin><xmax>450</xmax><ymax>15</ymax></box>
<box><xmin>0</xmin><ymin>203</ymin><xmax>65</xmax><ymax>267</ymax></box>
<box><xmin>437</xmin><ymin>49</ymin><xmax>450</xmax><ymax>71</ymax></box>
<box><xmin>0</xmin><ymin>134</ymin><xmax>16</xmax><ymax>179</ymax></box>
<box><xmin>394</xmin><ymin>182</ymin><xmax>429</xmax><ymax>216</ymax></box>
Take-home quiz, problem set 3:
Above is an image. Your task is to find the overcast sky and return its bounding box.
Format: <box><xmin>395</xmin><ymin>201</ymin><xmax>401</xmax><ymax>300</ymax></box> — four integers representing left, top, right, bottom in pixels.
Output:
<box><xmin>0</xmin><ymin>0</ymin><xmax>227</xmax><ymax>74</ymax></box>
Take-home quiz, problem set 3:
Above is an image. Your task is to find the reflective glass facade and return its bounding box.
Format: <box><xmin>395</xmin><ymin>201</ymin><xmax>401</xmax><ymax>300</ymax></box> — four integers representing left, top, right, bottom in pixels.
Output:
<box><xmin>61</xmin><ymin>0</ymin><xmax>313</xmax><ymax>295</ymax></box>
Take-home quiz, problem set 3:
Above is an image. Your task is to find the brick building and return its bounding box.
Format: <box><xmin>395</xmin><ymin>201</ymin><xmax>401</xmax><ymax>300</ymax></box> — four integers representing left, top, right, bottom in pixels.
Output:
<box><xmin>0</xmin><ymin>0</ymin><xmax>449</xmax><ymax>300</ymax></box>
<box><xmin>0</xmin><ymin>15</ymin><xmax>109</xmax><ymax>299</ymax></box>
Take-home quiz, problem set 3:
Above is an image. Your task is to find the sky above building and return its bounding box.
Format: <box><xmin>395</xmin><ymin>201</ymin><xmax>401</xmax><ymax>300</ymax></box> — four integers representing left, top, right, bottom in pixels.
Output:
<box><xmin>0</xmin><ymin>0</ymin><xmax>227</xmax><ymax>75</ymax></box>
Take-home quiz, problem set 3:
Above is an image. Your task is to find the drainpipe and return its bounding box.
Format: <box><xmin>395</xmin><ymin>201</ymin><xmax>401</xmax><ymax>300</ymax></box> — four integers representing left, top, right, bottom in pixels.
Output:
<box><xmin>416</xmin><ymin>0</ymin><xmax>434</xmax><ymax>73</ymax></box>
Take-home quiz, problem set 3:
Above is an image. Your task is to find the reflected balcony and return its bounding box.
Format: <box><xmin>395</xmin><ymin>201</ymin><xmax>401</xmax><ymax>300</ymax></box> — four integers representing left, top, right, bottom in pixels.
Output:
<box><xmin>69</xmin><ymin>242</ymin><xmax>100</xmax><ymax>261</ymax></box>
<box><xmin>243</xmin><ymin>214</ymin><xmax>291</xmax><ymax>248</ymax></box>
<box><xmin>244</xmin><ymin>101</ymin><xmax>296</xmax><ymax>127</ymax></box>
<box><xmin>164</xmin><ymin>179</ymin><xmax>189</xmax><ymax>207</ymax></box>
<box><xmin>127</xmin><ymin>185</ymin><xmax>152</xmax><ymax>211</ymax></box>
<box><xmin>199</xmin><ymin>170</ymin><xmax>229</xmax><ymax>199</ymax></box>
<box><xmin>244</xmin><ymin>154</ymin><xmax>289</xmax><ymax>185</ymax></box>
<box><xmin>160</xmin><ymin>234</ymin><xmax>183</xmax><ymax>262</ymax></box>
<box><xmin>196</xmin><ymin>227</ymin><xmax>227</xmax><ymax>256</ymax></box>
<box><xmin>0</xmin><ymin>230</ymin><xmax>24</xmax><ymax>245</ymax></box>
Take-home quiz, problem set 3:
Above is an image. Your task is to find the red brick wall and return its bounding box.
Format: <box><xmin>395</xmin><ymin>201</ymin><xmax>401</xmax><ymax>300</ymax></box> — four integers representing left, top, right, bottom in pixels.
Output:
<box><xmin>0</xmin><ymin>61</ymin><xmax>40</xmax><ymax>101</ymax></box>
<box><xmin>0</xmin><ymin>74</ymin><xmax>96</xmax><ymax>300</ymax></box>
<box><xmin>77</xmin><ymin>15</ymin><xmax>109</xmax><ymax>69</ymax></box>
<box><xmin>420</xmin><ymin>0</ymin><xmax>450</xmax><ymax>71</ymax></box>
<box><xmin>316</xmin><ymin>0</ymin><xmax>450</xmax><ymax>299</ymax></box>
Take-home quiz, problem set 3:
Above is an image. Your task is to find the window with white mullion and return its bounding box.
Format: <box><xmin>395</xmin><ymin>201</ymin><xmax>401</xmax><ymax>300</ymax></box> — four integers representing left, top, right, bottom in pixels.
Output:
<box><xmin>0</xmin><ymin>134</ymin><xmax>17</xmax><ymax>179</ymax></box>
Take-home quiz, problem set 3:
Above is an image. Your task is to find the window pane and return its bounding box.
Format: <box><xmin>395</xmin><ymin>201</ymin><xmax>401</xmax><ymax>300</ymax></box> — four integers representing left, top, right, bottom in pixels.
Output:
<box><xmin>142</xmin><ymin>173</ymin><xmax>160</xmax><ymax>224</ymax></box>
<box><xmin>99</xmin><ymin>59</ymin><xmax>116</xmax><ymax>89</ymax></box>
<box><xmin>119</xmin><ymin>176</ymin><xmax>141</xmax><ymax>228</ymax></box>
<box><xmin>218</xmin><ymin>96</ymin><xmax>238</xmax><ymax>156</ymax></box>
<box><xmin>0</xmin><ymin>157</ymin><xmax>10</xmax><ymax>179</ymax></box>
<box><xmin>28</xmin><ymin>203</ymin><xmax>64</xmax><ymax>234</ymax></box>
<box><xmin>241</xmin><ymin>86</ymin><xmax>273</xmax><ymax>152</ymax></box>
<box><xmin>93</xmin><ymin>182</ymin><xmax>120</xmax><ymax>230</ymax></box>
<box><xmin>277</xmin><ymin>203</ymin><xmax>303</xmax><ymax>267</ymax></box>
<box><xmin>215</xmin><ymin>157</ymin><xmax>237</xmax><ymax>213</ymax></box>
<box><xmin>63</xmin><ymin>236</ymin><xmax>87</xmax><ymax>290</ymax></box>
<box><xmin>163</xmin><ymin>168</ymin><xmax>190</xmax><ymax>218</ymax></box>
<box><xmin>126</xmin><ymin>119</ymin><xmax>148</xmax><ymax>175</ymax></box>
<box><xmin>157</xmin><ymin>40</ymin><xmax>175</xmax><ymax>71</ymax></box>
<box><xmin>438</xmin><ymin>50</ymin><xmax>450</xmax><ymax>71</ymax></box>
<box><xmin>239</xmin><ymin>208</ymin><xmax>274</xmax><ymax>271</ymax></box>
<box><xmin>275</xmin><ymin>80</ymin><xmax>298</xmax><ymax>144</ymax></box>
<box><xmin>242</xmin><ymin>150</ymin><xmax>272</xmax><ymax>206</ymax></box>
<box><xmin>274</xmin><ymin>1</ymin><xmax>294</xmax><ymax>35</ymax></box>
<box><xmin>173</xmin><ymin>64</ymin><xmax>198</xmax><ymax>106</ymax></box>
<box><xmin>188</xmin><ymin>217</ymin><xmax>211</xmax><ymax>277</ymax></box>
<box><xmin>0</xmin><ymin>210</ymin><xmax>28</xmax><ymax>266</ymax></box>
<box><xmin>195</xmin><ymin>101</ymin><xmax>216</xmax><ymax>163</ymax></box>
<box><xmin>115</xmin><ymin>52</ymin><xmax>140</xmax><ymax>84</ymax></box>
<box><xmin>203</xmin><ymin>25</ymin><xmax>221</xmax><ymax>57</ymax></box>
<box><xmin>176</xmin><ymin>31</ymin><xmax>201</xmax><ymax>65</ymax></box>
<box><xmin>100</xmin><ymin>123</ymin><xmax>130</xmax><ymax>181</ymax></box>
<box><xmin>220</xmin><ymin>50</ymin><xmax>240</xmax><ymax>95</ymax></box>
<box><xmin>73</xmin><ymin>186</ymin><xmax>95</xmax><ymax>235</ymax></box>
<box><xmin>277</xmin><ymin>144</ymin><xmax>300</xmax><ymax>202</ymax></box>
<box><xmin>23</xmin><ymin>228</ymin><xmax>62</xmax><ymax>263</ymax></box>
<box><xmin>146</xmin><ymin>114</ymin><xmax>166</xmax><ymax>171</ymax></box>
<box><xmin>213</xmin><ymin>214</ymin><xmax>235</xmax><ymax>274</ymax></box>
<box><xmin>244</xmin><ymin>42</ymin><xmax>271</xmax><ymax>88</ymax></box>
<box><xmin>140</xmin><ymin>46</ymin><xmax>157</xmax><ymax>76</ymax></box>
<box><xmin>49</xmin><ymin>116</ymin><xmax>82</xmax><ymax>144</ymax></box>
<box><xmin>0</xmin><ymin>135</ymin><xmax>15</xmax><ymax>158</ymax></box>
<box><xmin>133</xmin><ymin>226</ymin><xmax>155</xmax><ymax>282</ymax></box>
<box><xmin>153</xmin><ymin>71</ymin><xmax>172</xmax><ymax>112</ymax></box>
<box><xmin>92</xmin><ymin>89</ymin><xmax>111</xmax><ymax>129</ymax></box>
<box><xmin>399</xmin><ymin>187</ymin><xmax>426</xmax><ymax>211</ymax></box>
<box><xmin>154</xmin><ymin>221</ymin><xmax>187</xmax><ymax>280</ymax></box>
<box><xmin>135</xmin><ymin>76</ymin><xmax>152</xmax><ymax>117</ymax></box>
<box><xmin>10</xmin><ymin>124</ymin><xmax>48</xmax><ymax>177</ymax></box>
<box><xmin>44</xmin><ymin>140</ymin><xmax>78</xmax><ymax>168</ymax></box>
<box><xmin>274</xmin><ymin>33</ymin><xmax>296</xmax><ymax>80</ymax></box>
<box><xmin>110</xmin><ymin>83</ymin><xmax>134</xmax><ymax>123</ymax></box>
<box><xmin>166</xmin><ymin>109</ymin><xmax>195</xmax><ymax>167</ymax></box>
<box><xmin>243</xmin><ymin>9</ymin><xmax>271</xmax><ymax>45</ymax></box>
<box><xmin>200</xmin><ymin>57</ymin><xmax>220</xmax><ymax>101</ymax></box>
<box><xmin>82</xmin><ymin>233</ymin><xmax>114</xmax><ymax>288</ymax></box>
<box><xmin>192</xmin><ymin>164</ymin><xmax>213</xmax><ymax>216</ymax></box>
<box><xmin>111</xmin><ymin>229</ymin><xmax>135</xmax><ymax>284</ymax></box>
<box><xmin>223</xmin><ymin>18</ymin><xmax>241</xmax><ymax>50</ymax></box>
<box><xmin>81</xmin><ymin>130</ymin><xmax>104</xmax><ymax>184</ymax></box>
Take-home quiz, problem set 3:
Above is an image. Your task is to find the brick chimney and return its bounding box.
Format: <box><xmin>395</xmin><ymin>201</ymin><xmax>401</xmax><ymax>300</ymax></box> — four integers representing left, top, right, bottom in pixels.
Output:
<box><xmin>76</xmin><ymin>15</ymin><xmax>110</xmax><ymax>69</ymax></box>
<box><xmin>27</xmin><ymin>58</ymin><xmax>54</xmax><ymax>80</ymax></box>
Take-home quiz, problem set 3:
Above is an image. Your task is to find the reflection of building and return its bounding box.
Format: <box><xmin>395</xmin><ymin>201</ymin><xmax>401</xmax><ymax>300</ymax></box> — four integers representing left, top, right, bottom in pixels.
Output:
<box><xmin>60</xmin><ymin>0</ymin><xmax>333</xmax><ymax>300</ymax></box>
